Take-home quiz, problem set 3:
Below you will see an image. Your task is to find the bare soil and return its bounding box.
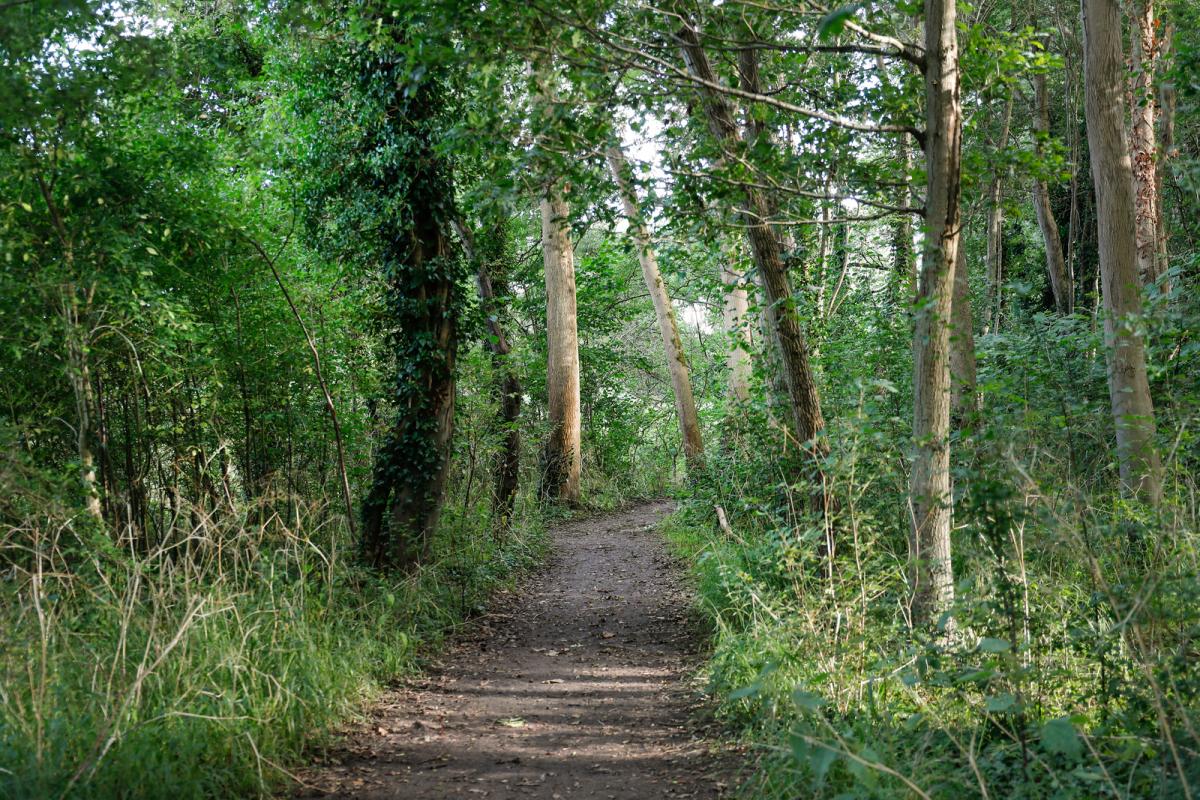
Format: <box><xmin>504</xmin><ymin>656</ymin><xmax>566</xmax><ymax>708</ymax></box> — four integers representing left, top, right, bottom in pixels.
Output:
<box><xmin>295</xmin><ymin>500</ymin><xmax>735</xmax><ymax>799</ymax></box>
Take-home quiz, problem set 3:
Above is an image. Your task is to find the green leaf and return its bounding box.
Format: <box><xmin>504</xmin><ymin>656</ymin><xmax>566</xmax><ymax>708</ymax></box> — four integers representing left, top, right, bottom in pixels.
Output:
<box><xmin>729</xmin><ymin>682</ymin><xmax>760</xmax><ymax>700</ymax></box>
<box><xmin>792</xmin><ymin>690</ymin><xmax>827</xmax><ymax>711</ymax></box>
<box><xmin>1041</xmin><ymin>717</ymin><xmax>1082</xmax><ymax>759</ymax></box>
<box><xmin>817</xmin><ymin>3</ymin><xmax>865</xmax><ymax>38</ymax></box>
<box><xmin>984</xmin><ymin>693</ymin><xmax>1018</xmax><ymax>713</ymax></box>
<box><xmin>978</xmin><ymin>637</ymin><xmax>1012</xmax><ymax>653</ymax></box>
<box><xmin>811</xmin><ymin>743</ymin><xmax>838</xmax><ymax>785</ymax></box>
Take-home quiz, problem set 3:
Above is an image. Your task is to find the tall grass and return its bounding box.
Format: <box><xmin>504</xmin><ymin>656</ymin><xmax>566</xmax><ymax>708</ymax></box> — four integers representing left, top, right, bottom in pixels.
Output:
<box><xmin>0</xmin><ymin>492</ymin><xmax>544</xmax><ymax>799</ymax></box>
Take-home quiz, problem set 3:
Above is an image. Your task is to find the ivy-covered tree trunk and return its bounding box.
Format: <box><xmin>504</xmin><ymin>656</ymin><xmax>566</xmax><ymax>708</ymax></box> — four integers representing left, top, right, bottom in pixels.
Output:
<box><xmin>304</xmin><ymin>41</ymin><xmax>464</xmax><ymax>570</ymax></box>
<box><xmin>360</xmin><ymin>217</ymin><xmax>460</xmax><ymax>568</ymax></box>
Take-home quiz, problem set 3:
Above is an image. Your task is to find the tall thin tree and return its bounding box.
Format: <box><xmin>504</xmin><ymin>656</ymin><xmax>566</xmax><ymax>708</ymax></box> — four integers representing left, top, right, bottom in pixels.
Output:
<box><xmin>1081</xmin><ymin>0</ymin><xmax>1164</xmax><ymax>503</ymax></box>
<box><xmin>676</xmin><ymin>25</ymin><xmax>828</xmax><ymax>460</ymax></box>
<box><xmin>607</xmin><ymin>145</ymin><xmax>704</xmax><ymax>469</ymax></box>
<box><xmin>909</xmin><ymin>0</ymin><xmax>963</xmax><ymax>625</ymax></box>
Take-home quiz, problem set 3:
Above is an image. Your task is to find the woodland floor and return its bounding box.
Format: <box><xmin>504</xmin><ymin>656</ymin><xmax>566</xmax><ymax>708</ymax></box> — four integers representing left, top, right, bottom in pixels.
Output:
<box><xmin>294</xmin><ymin>500</ymin><xmax>736</xmax><ymax>799</ymax></box>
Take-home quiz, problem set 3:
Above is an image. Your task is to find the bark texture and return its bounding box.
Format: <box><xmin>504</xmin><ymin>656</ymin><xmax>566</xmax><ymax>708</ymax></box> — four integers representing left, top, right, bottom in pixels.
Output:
<box><xmin>894</xmin><ymin>136</ymin><xmax>916</xmax><ymax>298</ymax></box>
<box><xmin>909</xmin><ymin>0</ymin><xmax>963</xmax><ymax>626</ymax></box>
<box><xmin>1033</xmin><ymin>71</ymin><xmax>1074</xmax><ymax>314</ymax></box>
<box><xmin>950</xmin><ymin>245</ymin><xmax>980</xmax><ymax>427</ymax></box>
<box><xmin>678</xmin><ymin>25</ymin><xmax>827</xmax><ymax>456</ymax></box>
<box><xmin>539</xmin><ymin>184</ymin><xmax>583</xmax><ymax>503</ymax></box>
<box><xmin>1082</xmin><ymin>0</ymin><xmax>1164</xmax><ymax>503</ymax></box>
<box><xmin>607</xmin><ymin>146</ymin><xmax>704</xmax><ymax>469</ymax></box>
<box><xmin>720</xmin><ymin>256</ymin><xmax>753</xmax><ymax>404</ymax></box>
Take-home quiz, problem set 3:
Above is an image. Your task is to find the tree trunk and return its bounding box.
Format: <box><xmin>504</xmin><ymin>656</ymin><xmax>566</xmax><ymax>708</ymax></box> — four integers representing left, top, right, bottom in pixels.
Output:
<box><xmin>894</xmin><ymin>135</ymin><xmax>916</xmax><ymax>299</ymax></box>
<box><xmin>1082</xmin><ymin>0</ymin><xmax>1164</xmax><ymax>504</ymax></box>
<box><xmin>1033</xmin><ymin>71</ymin><xmax>1074</xmax><ymax>314</ymax></box>
<box><xmin>63</xmin><ymin>285</ymin><xmax>103</xmax><ymax>523</ymax></box>
<box><xmin>678</xmin><ymin>26</ymin><xmax>827</xmax><ymax>457</ymax></box>
<box><xmin>737</xmin><ymin>43</ymin><xmax>791</xmax><ymax>402</ymax></box>
<box><xmin>607</xmin><ymin>146</ymin><xmax>704</xmax><ymax>469</ymax></box>
<box><xmin>720</xmin><ymin>251</ymin><xmax>753</xmax><ymax>404</ymax></box>
<box><xmin>1156</xmin><ymin>19</ymin><xmax>1175</xmax><ymax>288</ymax></box>
<box><xmin>538</xmin><ymin>183</ymin><xmax>583</xmax><ymax>503</ymax></box>
<box><xmin>358</xmin><ymin>59</ymin><xmax>461</xmax><ymax>569</ymax></box>
<box><xmin>949</xmin><ymin>245</ymin><xmax>980</xmax><ymax>427</ymax></box>
<box><xmin>985</xmin><ymin>94</ymin><xmax>1014</xmax><ymax>333</ymax></box>
<box><xmin>909</xmin><ymin>0</ymin><xmax>963</xmax><ymax>626</ymax></box>
<box><xmin>1129</xmin><ymin>0</ymin><xmax>1161</xmax><ymax>288</ymax></box>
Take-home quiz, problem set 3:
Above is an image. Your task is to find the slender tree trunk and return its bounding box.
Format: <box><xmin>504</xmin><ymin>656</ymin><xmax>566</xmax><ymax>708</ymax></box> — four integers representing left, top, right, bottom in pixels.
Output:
<box><xmin>1033</xmin><ymin>71</ymin><xmax>1074</xmax><ymax>313</ymax></box>
<box><xmin>1156</xmin><ymin>19</ymin><xmax>1175</xmax><ymax>287</ymax></box>
<box><xmin>63</xmin><ymin>285</ymin><xmax>103</xmax><ymax>523</ymax></box>
<box><xmin>454</xmin><ymin>218</ymin><xmax>523</xmax><ymax>531</ymax></box>
<box><xmin>607</xmin><ymin>146</ymin><xmax>704</xmax><ymax>469</ymax></box>
<box><xmin>737</xmin><ymin>44</ymin><xmax>791</xmax><ymax>401</ymax></box>
<box><xmin>950</xmin><ymin>245</ymin><xmax>980</xmax><ymax>427</ymax></box>
<box><xmin>1082</xmin><ymin>0</ymin><xmax>1164</xmax><ymax>504</ymax></box>
<box><xmin>909</xmin><ymin>0</ymin><xmax>963</xmax><ymax>626</ymax></box>
<box><xmin>1129</xmin><ymin>0</ymin><xmax>1161</xmax><ymax>288</ymax></box>
<box><xmin>985</xmin><ymin>94</ymin><xmax>1014</xmax><ymax>333</ymax></box>
<box><xmin>894</xmin><ymin>136</ymin><xmax>916</xmax><ymax>299</ymax></box>
<box><xmin>718</xmin><ymin>239</ymin><xmax>753</xmax><ymax>403</ymax></box>
<box><xmin>539</xmin><ymin>183</ymin><xmax>583</xmax><ymax>503</ymax></box>
<box><xmin>678</xmin><ymin>26</ymin><xmax>828</xmax><ymax>458</ymax></box>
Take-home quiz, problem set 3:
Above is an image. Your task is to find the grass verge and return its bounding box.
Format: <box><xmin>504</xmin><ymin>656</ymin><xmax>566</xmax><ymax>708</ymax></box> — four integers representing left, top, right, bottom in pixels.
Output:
<box><xmin>0</xmin><ymin>498</ymin><xmax>546</xmax><ymax>799</ymax></box>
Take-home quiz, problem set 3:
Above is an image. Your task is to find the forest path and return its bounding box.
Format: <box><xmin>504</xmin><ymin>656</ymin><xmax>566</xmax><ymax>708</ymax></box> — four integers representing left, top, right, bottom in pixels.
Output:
<box><xmin>295</xmin><ymin>500</ymin><xmax>734</xmax><ymax>799</ymax></box>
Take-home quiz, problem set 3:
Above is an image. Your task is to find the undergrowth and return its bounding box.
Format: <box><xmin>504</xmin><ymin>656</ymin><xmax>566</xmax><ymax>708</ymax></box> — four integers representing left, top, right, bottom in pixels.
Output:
<box><xmin>0</xmin><ymin>490</ymin><xmax>546</xmax><ymax>799</ymax></box>
<box><xmin>667</xmin><ymin>364</ymin><xmax>1200</xmax><ymax>799</ymax></box>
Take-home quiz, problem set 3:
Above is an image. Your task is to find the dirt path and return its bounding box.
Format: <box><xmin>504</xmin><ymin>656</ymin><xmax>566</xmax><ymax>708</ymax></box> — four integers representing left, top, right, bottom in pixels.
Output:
<box><xmin>296</xmin><ymin>500</ymin><xmax>733</xmax><ymax>799</ymax></box>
